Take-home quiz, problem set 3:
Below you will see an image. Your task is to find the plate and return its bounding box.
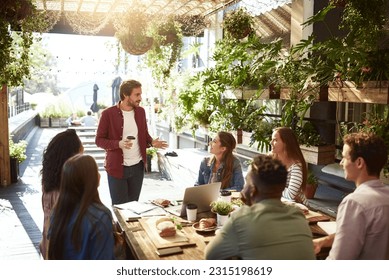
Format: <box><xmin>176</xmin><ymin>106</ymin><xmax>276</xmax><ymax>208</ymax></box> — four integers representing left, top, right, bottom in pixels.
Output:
<box><xmin>192</xmin><ymin>222</ymin><xmax>217</xmax><ymax>232</ymax></box>
<box><xmin>151</xmin><ymin>199</ymin><xmax>170</xmax><ymax>208</ymax></box>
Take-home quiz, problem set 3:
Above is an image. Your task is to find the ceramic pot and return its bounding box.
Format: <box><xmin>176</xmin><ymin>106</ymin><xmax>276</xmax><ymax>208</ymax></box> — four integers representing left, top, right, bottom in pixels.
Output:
<box><xmin>217</xmin><ymin>213</ymin><xmax>229</xmax><ymax>227</ymax></box>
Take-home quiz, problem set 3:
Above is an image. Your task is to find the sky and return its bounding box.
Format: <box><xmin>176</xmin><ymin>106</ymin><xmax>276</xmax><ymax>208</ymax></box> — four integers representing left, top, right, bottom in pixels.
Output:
<box><xmin>41</xmin><ymin>33</ymin><xmax>119</xmax><ymax>89</ymax></box>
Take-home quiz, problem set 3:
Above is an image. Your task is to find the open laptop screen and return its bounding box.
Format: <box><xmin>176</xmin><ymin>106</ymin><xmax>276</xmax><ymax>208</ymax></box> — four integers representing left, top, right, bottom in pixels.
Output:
<box><xmin>166</xmin><ymin>182</ymin><xmax>221</xmax><ymax>217</ymax></box>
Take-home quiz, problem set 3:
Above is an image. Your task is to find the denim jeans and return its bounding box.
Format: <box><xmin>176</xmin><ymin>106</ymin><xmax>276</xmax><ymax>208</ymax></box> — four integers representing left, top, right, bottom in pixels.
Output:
<box><xmin>107</xmin><ymin>161</ymin><xmax>144</xmax><ymax>205</ymax></box>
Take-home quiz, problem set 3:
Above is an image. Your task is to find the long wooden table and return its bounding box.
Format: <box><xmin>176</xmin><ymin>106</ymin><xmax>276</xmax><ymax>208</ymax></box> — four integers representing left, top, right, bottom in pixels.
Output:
<box><xmin>114</xmin><ymin>207</ymin><xmax>332</xmax><ymax>260</ymax></box>
<box><xmin>114</xmin><ymin>208</ymin><xmax>215</xmax><ymax>260</ymax></box>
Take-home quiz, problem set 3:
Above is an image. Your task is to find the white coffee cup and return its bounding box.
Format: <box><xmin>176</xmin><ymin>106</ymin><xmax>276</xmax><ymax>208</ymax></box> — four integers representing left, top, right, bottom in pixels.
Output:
<box><xmin>220</xmin><ymin>190</ymin><xmax>232</xmax><ymax>202</ymax></box>
<box><xmin>186</xmin><ymin>203</ymin><xmax>198</xmax><ymax>222</ymax></box>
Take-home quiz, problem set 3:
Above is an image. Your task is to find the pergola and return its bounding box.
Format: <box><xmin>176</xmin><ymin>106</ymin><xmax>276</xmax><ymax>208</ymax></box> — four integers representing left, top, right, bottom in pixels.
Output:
<box><xmin>30</xmin><ymin>0</ymin><xmax>291</xmax><ymax>36</ymax></box>
<box><xmin>1</xmin><ymin>0</ymin><xmax>295</xmax><ymax>185</ymax></box>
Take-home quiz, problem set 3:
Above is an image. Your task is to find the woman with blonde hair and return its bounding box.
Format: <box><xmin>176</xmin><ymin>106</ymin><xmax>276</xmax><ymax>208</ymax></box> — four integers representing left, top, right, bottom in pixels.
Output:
<box><xmin>47</xmin><ymin>154</ymin><xmax>115</xmax><ymax>259</ymax></box>
<box><xmin>196</xmin><ymin>131</ymin><xmax>244</xmax><ymax>191</ymax></box>
<box><xmin>271</xmin><ymin>127</ymin><xmax>307</xmax><ymax>204</ymax></box>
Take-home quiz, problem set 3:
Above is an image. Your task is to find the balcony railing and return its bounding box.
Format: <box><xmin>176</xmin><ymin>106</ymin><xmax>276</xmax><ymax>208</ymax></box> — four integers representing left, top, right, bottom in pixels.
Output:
<box><xmin>8</xmin><ymin>103</ymin><xmax>31</xmax><ymax>118</ymax></box>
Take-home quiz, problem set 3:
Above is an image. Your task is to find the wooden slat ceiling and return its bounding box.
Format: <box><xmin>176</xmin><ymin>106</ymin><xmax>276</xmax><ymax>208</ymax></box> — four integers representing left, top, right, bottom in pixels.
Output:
<box><xmin>253</xmin><ymin>3</ymin><xmax>291</xmax><ymax>45</ymax></box>
<box><xmin>32</xmin><ymin>0</ymin><xmax>292</xmax><ymax>40</ymax></box>
<box><xmin>34</xmin><ymin>0</ymin><xmax>238</xmax><ymax>17</ymax></box>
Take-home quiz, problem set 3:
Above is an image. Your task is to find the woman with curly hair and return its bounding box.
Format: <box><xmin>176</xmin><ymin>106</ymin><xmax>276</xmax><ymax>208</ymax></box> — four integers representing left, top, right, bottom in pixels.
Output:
<box><xmin>40</xmin><ymin>129</ymin><xmax>83</xmax><ymax>258</ymax></box>
<box><xmin>196</xmin><ymin>131</ymin><xmax>244</xmax><ymax>191</ymax></box>
<box><xmin>47</xmin><ymin>154</ymin><xmax>114</xmax><ymax>259</ymax></box>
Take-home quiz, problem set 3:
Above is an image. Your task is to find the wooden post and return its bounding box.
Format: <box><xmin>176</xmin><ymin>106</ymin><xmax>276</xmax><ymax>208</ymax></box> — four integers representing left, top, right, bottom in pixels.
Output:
<box><xmin>0</xmin><ymin>84</ymin><xmax>11</xmax><ymax>186</ymax></box>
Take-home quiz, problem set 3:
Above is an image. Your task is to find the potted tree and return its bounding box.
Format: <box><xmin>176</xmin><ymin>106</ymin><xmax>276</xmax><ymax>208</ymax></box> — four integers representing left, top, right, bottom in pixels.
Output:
<box><xmin>9</xmin><ymin>136</ymin><xmax>28</xmax><ymax>183</ymax></box>
<box><xmin>210</xmin><ymin>200</ymin><xmax>234</xmax><ymax>227</ymax></box>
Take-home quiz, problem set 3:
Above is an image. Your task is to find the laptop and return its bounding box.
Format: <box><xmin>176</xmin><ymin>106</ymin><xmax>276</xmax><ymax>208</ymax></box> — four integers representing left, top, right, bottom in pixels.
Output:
<box><xmin>166</xmin><ymin>182</ymin><xmax>221</xmax><ymax>217</ymax></box>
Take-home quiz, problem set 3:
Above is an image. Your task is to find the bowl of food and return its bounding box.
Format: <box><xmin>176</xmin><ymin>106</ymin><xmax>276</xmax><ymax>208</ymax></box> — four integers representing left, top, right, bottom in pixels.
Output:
<box><xmin>192</xmin><ymin>218</ymin><xmax>217</xmax><ymax>232</ymax></box>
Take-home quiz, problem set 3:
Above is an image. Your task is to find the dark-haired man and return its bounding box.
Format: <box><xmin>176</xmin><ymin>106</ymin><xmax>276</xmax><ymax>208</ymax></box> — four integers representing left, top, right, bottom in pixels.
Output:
<box><xmin>205</xmin><ymin>155</ymin><xmax>315</xmax><ymax>260</ymax></box>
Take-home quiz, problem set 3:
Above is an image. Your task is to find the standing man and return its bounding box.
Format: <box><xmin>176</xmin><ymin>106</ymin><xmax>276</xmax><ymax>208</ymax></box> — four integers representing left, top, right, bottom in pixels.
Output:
<box><xmin>313</xmin><ymin>132</ymin><xmax>389</xmax><ymax>259</ymax></box>
<box><xmin>96</xmin><ymin>79</ymin><xmax>168</xmax><ymax>205</ymax></box>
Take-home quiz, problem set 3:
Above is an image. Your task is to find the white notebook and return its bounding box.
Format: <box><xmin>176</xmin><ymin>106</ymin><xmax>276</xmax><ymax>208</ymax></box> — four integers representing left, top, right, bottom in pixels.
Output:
<box><xmin>114</xmin><ymin>201</ymin><xmax>157</xmax><ymax>214</ymax></box>
<box><xmin>317</xmin><ymin>221</ymin><xmax>337</xmax><ymax>235</ymax></box>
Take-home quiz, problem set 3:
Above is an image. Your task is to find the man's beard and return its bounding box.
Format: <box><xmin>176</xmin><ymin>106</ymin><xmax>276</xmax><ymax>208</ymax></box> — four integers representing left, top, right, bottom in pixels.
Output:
<box><xmin>127</xmin><ymin>100</ymin><xmax>140</xmax><ymax>107</ymax></box>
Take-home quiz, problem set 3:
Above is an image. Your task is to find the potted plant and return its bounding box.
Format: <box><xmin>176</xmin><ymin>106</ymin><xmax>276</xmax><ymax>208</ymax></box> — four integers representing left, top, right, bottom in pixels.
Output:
<box><xmin>305</xmin><ymin>170</ymin><xmax>319</xmax><ymax>199</ymax></box>
<box><xmin>222</xmin><ymin>8</ymin><xmax>254</xmax><ymax>39</ymax></box>
<box><xmin>146</xmin><ymin>147</ymin><xmax>158</xmax><ymax>172</ymax></box>
<box><xmin>210</xmin><ymin>200</ymin><xmax>234</xmax><ymax>227</ymax></box>
<box><xmin>9</xmin><ymin>136</ymin><xmax>28</xmax><ymax>183</ymax></box>
<box><xmin>296</xmin><ymin>121</ymin><xmax>336</xmax><ymax>165</ymax></box>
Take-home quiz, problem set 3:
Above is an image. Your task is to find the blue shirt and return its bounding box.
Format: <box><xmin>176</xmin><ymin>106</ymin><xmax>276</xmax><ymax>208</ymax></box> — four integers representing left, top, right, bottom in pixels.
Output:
<box><xmin>196</xmin><ymin>156</ymin><xmax>245</xmax><ymax>191</ymax></box>
<box><xmin>49</xmin><ymin>203</ymin><xmax>115</xmax><ymax>260</ymax></box>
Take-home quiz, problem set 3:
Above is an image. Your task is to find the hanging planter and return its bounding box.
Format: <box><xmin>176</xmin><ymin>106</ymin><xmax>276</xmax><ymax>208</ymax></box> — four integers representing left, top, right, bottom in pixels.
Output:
<box><xmin>175</xmin><ymin>15</ymin><xmax>209</xmax><ymax>37</ymax></box>
<box><xmin>145</xmin><ymin>17</ymin><xmax>183</xmax><ymax>79</ymax></box>
<box><xmin>118</xmin><ymin>31</ymin><xmax>154</xmax><ymax>55</ymax></box>
<box><xmin>222</xmin><ymin>8</ymin><xmax>254</xmax><ymax>39</ymax></box>
<box><xmin>115</xmin><ymin>9</ymin><xmax>153</xmax><ymax>56</ymax></box>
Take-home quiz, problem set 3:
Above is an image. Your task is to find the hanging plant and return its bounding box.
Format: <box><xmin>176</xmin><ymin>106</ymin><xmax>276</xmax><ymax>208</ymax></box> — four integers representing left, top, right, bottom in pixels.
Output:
<box><xmin>2</xmin><ymin>0</ymin><xmax>34</xmax><ymax>26</ymax></box>
<box><xmin>175</xmin><ymin>15</ymin><xmax>210</xmax><ymax>37</ymax></box>
<box><xmin>222</xmin><ymin>8</ymin><xmax>254</xmax><ymax>39</ymax></box>
<box><xmin>145</xmin><ymin>17</ymin><xmax>183</xmax><ymax>80</ymax></box>
<box><xmin>115</xmin><ymin>9</ymin><xmax>153</xmax><ymax>56</ymax></box>
<box><xmin>1</xmin><ymin>0</ymin><xmax>53</xmax><ymax>87</ymax></box>
<box><xmin>156</xmin><ymin>18</ymin><xmax>181</xmax><ymax>46</ymax></box>
<box><xmin>117</xmin><ymin>29</ymin><xmax>154</xmax><ymax>55</ymax></box>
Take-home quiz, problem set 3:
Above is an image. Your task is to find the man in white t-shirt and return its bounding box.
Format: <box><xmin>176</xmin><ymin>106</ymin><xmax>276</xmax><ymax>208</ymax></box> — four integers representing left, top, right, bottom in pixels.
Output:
<box><xmin>95</xmin><ymin>79</ymin><xmax>168</xmax><ymax>204</ymax></box>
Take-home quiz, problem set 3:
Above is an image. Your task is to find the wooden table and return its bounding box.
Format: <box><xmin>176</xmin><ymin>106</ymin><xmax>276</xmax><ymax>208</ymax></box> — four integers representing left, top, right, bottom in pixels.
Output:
<box><xmin>114</xmin><ymin>207</ymin><xmax>333</xmax><ymax>260</ymax></box>
<box><xmin>114</xmin><ymin>208</ymin><xmax>215</xmax><ymax>260</ymax></box>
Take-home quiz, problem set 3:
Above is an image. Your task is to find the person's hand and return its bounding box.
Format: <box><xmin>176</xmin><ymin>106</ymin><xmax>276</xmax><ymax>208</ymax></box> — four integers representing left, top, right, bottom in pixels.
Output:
<box><xmin>312</xmin><ymin>238</ymin><xmax>323</xmax><ymax>254</ymax></box>
<box><xmin>312</xmin><ymin>235</ymin><xmax>334</xmax><ymax>255</ymax></box>
<box><xmin>152</xmin><ymin>137</ymin><xmax>168</xmax><ymax>149</ymax></box>
<box><xmin>119</xmin><ymin>139</ymin><xmax>133</xmax><ymax>150</ymax></box>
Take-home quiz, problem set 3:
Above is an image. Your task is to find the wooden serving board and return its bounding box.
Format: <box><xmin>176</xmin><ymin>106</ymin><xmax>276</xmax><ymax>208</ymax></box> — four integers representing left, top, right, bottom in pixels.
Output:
<box><xmin>139</xmin><ymin>217</ymin><xmax>197</xmax><ymax>249</ymax></box>
<box><xmin>305</xmin><ymin>210</ymin><xmax>331</xmax><ymax>224</ymax></box>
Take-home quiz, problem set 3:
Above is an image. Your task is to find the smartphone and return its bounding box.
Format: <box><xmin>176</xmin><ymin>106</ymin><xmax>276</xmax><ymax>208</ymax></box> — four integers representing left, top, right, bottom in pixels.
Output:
<box><xmin>156</xmin><ymin>247</ymin><xmax>183</xmax><ymax>257</ymax></box>
<box><xmin>127</xmin><ymin>136</ymin><xmax>136</xmax><ymax>140</ymax></box>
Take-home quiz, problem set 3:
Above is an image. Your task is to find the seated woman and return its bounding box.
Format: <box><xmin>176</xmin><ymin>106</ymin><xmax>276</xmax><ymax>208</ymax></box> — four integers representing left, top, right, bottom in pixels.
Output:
<box><xmin>47</xmin><ymin>154</ymin><xmax>115</xmax><ymax>260</ymax></box>
<box><xmin>196</xmin><ymin>131</ymin><xmax>244</xmax><ymax>192</ymax></box>
<box><xmin>271</xmin><ymin>127</ymin><xmax>308</xmax><ymax>205</ymax></box>
<box><xmin>40</xmin><ymin>129</ymin><xmax>84</xmax><ymax>258</ymax></box>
